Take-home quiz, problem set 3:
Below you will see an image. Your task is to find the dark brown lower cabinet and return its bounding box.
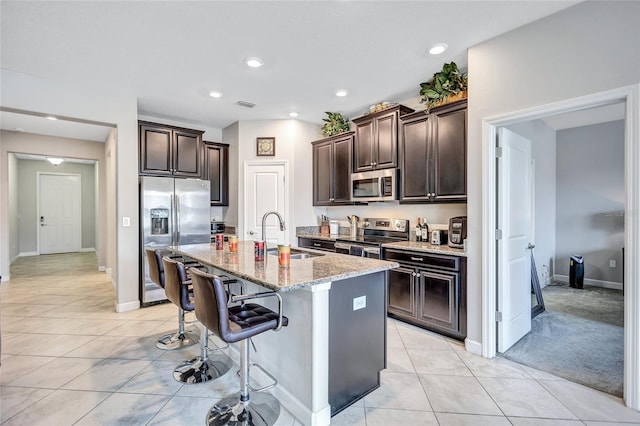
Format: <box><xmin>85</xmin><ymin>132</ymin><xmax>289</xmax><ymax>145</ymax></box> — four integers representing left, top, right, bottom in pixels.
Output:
<box><xmin>384</xmin><ymin>249</ymin><xmax>466</xmax><ymax>340</ymax></box>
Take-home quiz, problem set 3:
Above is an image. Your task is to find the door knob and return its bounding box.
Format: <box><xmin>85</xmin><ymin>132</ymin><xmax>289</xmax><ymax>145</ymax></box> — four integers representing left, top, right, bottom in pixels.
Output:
<box><xmin>248</xmin><ymin>231</ymin><xmax>256</xmax><ymax>235</ymax></box>
<box><xmin>527</xmin><ymin>243</ymin><xmax>535</xmax><ymax>250</ymax></box>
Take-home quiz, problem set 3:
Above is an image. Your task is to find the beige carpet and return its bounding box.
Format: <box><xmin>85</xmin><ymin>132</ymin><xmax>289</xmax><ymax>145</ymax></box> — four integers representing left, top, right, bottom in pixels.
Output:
<box><xmin>501</xmin><ymin>282</ymin><xmax>624</xmax><ymax>397</ymax></box>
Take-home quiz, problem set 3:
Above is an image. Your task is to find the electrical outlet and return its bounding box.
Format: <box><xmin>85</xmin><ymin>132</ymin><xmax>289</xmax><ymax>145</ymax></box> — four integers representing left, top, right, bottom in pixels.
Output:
<box><xmin>609</xmin><ymin>259</ymin><xmax>617</xmax><ymax>268</ymax></box>
<box><xmin>122</xmin><ymin>217</ymin><xmax>131</xmax><ymax>227</ymax></box>
<box><xmin>353</xmin><ymin>295</ymin><xmax>366</xmax><ymax>311</ymax></box>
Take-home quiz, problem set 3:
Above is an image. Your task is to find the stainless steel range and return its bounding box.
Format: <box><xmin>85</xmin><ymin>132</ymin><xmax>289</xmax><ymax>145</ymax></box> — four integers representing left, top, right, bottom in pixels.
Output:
<box><xmin>335</xmin><ymin>218</ymin><xmax>409</xmax><ymax>259</ymax></box>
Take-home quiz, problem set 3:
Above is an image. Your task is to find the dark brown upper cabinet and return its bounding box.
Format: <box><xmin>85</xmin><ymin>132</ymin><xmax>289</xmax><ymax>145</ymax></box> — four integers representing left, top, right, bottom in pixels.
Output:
<box><xmin>312</xmin><ymin>132</ymin><xmax>355</xmax><ymax>206</ymax></box>
<box><xmin>352</xmin><ymin>105</ymin><xmax>414</xmax><ymax>172</ymax></box>
<box><xmin>399</xmin><ymin>100</ymin><xmax>467</xmax><ymax>203</ymax></box>
<box><xmin>204</xmin><ymin>141</ymin><xmax>229</xmax><ymax>206</ymax></box>
<box><xmin>139</xmin><ymin>121</ymin><xmax>204</xmax><ymax>178</ymax></box>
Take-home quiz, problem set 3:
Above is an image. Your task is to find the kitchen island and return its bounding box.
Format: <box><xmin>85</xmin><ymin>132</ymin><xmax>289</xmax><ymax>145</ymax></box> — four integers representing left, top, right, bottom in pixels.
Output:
<box><xmin>170</xmin><ymin>241</ymin><xmax>398</xmax><ymax>426</ymax></box>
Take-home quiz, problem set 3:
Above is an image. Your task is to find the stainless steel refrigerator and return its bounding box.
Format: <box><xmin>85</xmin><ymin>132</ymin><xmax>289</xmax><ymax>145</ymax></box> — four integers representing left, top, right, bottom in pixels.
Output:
<box><xmin>140</xmin><ymin>176</ymin><xmax>210</xmax><ymax>305</ymax></box>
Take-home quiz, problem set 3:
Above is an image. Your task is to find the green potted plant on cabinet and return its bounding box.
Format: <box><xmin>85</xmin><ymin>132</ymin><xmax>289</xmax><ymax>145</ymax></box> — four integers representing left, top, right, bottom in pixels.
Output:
<box><xmin>321</xmin><ymin>112</ymin><xmax>350</xmax><ymax>137</ymax></box>
<box><xmin>419</xmin><ymin>62</ymin><xmax>468</xmax><ymax>112</ymax></box>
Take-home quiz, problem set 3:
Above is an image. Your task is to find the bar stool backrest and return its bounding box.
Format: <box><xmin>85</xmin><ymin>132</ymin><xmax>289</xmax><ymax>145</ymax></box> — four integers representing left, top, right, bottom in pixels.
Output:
<box><xmin>146</xmin><ymin>248</ymin><xmax>165</xmax><ymax>289</ymax></box>
<box><xmin>189</xmin><ymin>268</ymin><xmax>232</xmax><ymax>343</ymax></box>
<box><xmin>162</xmin><ymin>257</ymin><xmax>189</xmax><ymax>308</ymax></box>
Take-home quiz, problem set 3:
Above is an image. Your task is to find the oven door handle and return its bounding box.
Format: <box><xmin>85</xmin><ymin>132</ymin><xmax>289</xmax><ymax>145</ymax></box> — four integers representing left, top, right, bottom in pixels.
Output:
<box><xmin>334</xmin><ymin>242</ymin><xmax>352</xmax><ymax>250</ymax></box>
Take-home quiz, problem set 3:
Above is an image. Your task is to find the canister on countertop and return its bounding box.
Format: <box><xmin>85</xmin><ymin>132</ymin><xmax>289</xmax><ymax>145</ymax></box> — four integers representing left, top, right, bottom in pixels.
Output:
<box><xmin>254</xmin><ymin>240</ymin><xmax>265</xmax><ymax>261</ymax></box>
<box><xmin>215</xmin><ymin>234</ymin><xmax>224</xmax><ymax>250</ymax></box>
<box><xmin>228</xmin><ymin>236</ymin><xmax>238</xmax><ymax>252</ymax></box>
<box><xmin>329</xmin><ymin>220</ymin><xmax>340</xmax><ymax>235</ymax></box>
<box><xmin>278</xmin><ymin>244</ymin><xmax>291</xmax><ymax>268</ymax></box>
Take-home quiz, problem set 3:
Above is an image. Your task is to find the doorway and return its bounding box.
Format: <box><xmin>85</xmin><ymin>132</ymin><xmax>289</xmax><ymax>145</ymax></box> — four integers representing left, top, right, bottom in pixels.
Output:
<box><xmin>481</xmin><ymin>86</ymin><xmax>640</xmax><ymax>407</ymax></box>
<box><xmin>38</xmin><ymin>173</ymin><xmax>82</xmax><ymax>254</ymax></box>
<box><xmin>243</xmin><ymin>161</ymin><xmax>288</xmax><ymax>245</ymax></box>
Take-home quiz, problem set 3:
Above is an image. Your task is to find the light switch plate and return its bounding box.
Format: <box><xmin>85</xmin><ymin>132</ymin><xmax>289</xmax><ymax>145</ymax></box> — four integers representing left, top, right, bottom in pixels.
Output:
<box><xmin>610</xmin><ymin>259</ymin><xmax>617</xmax><ymax>268</ymax></box>
<box><xmin>353</xmin><ymin>295</ymin><xmax>366</xmax><ymax>311</ymax></box>
<box><xmin>122</xmin><ymin>217</ymin><xmax>131</xmax><ymax>227</ymax></box>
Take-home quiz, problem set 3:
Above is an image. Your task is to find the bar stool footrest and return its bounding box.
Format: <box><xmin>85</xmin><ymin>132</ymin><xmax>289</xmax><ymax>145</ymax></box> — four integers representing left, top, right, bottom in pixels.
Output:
<box><xmin>236</xmin><ymin>362</ymin><xmax>278</xmax><ymax>393</ymax></box>
<box><xmin>206</xmin><ymin>391</ymin><xmax>280</xmax><ymax>426</ymax></box>
<box><xmin>155</xmin><ymin>329</ymin><xmax>199</xmax><ymax>350</ymax></box>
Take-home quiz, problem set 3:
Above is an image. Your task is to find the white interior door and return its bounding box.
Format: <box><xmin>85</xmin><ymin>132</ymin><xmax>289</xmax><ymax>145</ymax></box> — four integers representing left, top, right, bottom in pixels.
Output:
<box><xmin>497</xmin><ymin>128</ymin><xmax>533</xmax><ymax>353</ymax></box>
<box><xmin>39</xmin><ymin>173</ymin><xmax>82</xmax><ymax>254</ymax></box>
<box><xmin>244</xmin><ymin>162</ymin><xmax>287</xmax><ymax>245</ymax></box>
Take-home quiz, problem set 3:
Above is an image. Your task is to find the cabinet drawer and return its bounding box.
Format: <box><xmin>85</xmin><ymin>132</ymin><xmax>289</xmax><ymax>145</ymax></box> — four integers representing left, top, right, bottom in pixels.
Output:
<box><xmin>383</xmin><ymin>249</ymin><xmax>459</xmax><ymax>271</ymax></box>
<box><xmin>298</xmin><ymin>238</ymin><xmax>336</xmax><ymax>252</ymax></box>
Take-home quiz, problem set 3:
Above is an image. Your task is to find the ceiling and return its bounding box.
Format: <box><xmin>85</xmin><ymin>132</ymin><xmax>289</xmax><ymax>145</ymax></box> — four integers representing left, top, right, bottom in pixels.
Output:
<box><xmin>13</xmin><ymin>153</ymin><xmax>96</xmax><ymax>165</ymax></box>
<box><xmin>0</xmin><ymin>1</ymin><xmax>582</xmax><ymax>135</ymax></box>
<box><xmin>1</xmin><ymin>110</ymin><xmax>113</xmax><ymax>142</ymax></box>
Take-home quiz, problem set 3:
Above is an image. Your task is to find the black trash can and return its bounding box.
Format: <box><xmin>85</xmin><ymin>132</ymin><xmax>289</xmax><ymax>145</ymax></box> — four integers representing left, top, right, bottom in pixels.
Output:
<box><xmin>569</xmin><ymin>255</ymin><xmax>584</xmax><ymax>289</ymax></box>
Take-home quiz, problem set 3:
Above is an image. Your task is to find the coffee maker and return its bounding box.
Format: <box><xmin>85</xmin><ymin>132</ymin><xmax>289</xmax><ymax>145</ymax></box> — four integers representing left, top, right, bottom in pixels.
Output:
<box><xmin>448</xmin><ymin>216</ymin><xmax>467</xmax><ymax>248</ymax></box>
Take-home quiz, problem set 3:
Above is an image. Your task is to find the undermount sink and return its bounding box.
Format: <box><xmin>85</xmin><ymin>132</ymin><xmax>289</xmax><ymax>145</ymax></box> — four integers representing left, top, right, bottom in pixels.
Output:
<box><xmin>267</xmin><ymin>247</ymin><xmax>324</xmax><ymax>260</ymax></box>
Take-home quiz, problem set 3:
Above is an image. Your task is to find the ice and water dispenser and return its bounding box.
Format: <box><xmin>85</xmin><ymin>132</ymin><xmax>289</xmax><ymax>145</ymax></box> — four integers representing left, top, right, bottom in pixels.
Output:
<box><xmin>150</xmin><ymin>208</ymin><xmax>169</xmax><ymax>235</ymax></box>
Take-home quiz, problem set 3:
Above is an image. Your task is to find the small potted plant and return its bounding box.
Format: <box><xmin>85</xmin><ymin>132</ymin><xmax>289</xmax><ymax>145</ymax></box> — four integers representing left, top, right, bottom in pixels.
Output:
<box><xmin>419</xmin><ymin>62</ymin><xmax>468</xmax><ymax>112</ymax></box>
<box><xmin>321</xmin><ymin>112</ymin><xmax>350</xmax><ymax>137</ymax></box>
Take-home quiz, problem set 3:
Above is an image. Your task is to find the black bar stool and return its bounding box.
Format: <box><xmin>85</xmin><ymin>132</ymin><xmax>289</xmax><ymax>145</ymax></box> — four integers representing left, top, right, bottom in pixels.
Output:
<box><xmin>163</xmin><ymin>257</ymin><xmax>234</xmax><ymax>384</ymax></box>
<box><xmin>189</xmin><ymin>267</ymin><xmax>288</xmax><ymax>426</ymax></box>
<box><xmin>146</xmin><ymin>248</ymin><xmax>199</xmax><ymax>350</ymax></box>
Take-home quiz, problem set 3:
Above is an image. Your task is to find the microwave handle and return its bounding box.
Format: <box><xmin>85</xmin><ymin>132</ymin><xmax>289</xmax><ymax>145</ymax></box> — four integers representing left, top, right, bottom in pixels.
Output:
<box><xmin>379</xmin><ymin>177</ymin><xmax>385</xmax><ymax>197</ymax></box>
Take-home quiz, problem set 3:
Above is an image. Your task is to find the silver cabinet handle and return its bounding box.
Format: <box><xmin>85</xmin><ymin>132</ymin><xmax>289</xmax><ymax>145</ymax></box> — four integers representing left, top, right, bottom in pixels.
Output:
<box><xmin>410</xmin><ymin>257</ymin><xmax>424</xmax><ymax>262</ymax></box>
<box><xmin>313</xmin><ymin>243</ymin><xmax>321</xmax><ymax>247</ymax></box>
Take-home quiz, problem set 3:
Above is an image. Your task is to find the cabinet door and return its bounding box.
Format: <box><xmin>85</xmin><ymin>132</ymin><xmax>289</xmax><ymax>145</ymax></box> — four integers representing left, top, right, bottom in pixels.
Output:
<box><xmin>354</xmin><ymin>119</ymin><xmax>374</xmax><ymax>172</ymax></box>
<box><xmin>313</xmin><ymin>141</ymin><xmax>333</xmax><ymax>206</ymax></box>
<box><xmin>139</xmin><ymin>124</ymin><xmax>173</xmax><ymax>176</ymax></box>
<box><xmin>400</xmin><ymin>114</ymin><xmax>429</xmax><ymax>200</ymax></box>
<box><xmin>374</xmin><ymin>111</ymin><xmax>398</xmax><ymax>169</ymax></box>
<box><xmin>173</xmin><ymin>130</ymin><xmax>202</xmax><ymax>178</ymax></box>
<box><xmin>332</xmin><ymin>135</ymin><xmax>353</xmax><ymax>203</ymax></box>
<box><xmin>417</xmin><ymin>269</ymin><xmax>458</xmax><ymax>332</ymax></box>
<box><xmin>388</xmin><ymin>266</ymin><xmax>416</xmax><ymax>317</ymax></box>
<box><xmin>205</xmin><ymin>143</ymin><xmax>229</xmax><ymax>206</ymax></box>
<box><xmin>431</xmin><ymin>104</ymin><xmax>466</xmax><ymax>201</ymax></box>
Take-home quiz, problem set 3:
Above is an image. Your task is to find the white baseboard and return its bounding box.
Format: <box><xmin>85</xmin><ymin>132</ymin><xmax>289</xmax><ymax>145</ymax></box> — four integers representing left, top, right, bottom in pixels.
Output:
<box><xmin>19</xmin><ymin>251</ymin><xmax>38</xmax><ymax>257</ymax></box>
<box><xmin>105</xmin><ymin>267</ymin><xmax>112</xmax><ymax>276</ymax></box>
<box><xmin>10</xmin><ymin>254</ymin><xmax>19</xmax><ymax>264</ymax></box>
<box><xmin>79</xmin><ymin>247</ymin><xmax>96</xmax><ymax>253</ymax></box>
<box><xmin>0</xmin><ymin>274</ymin><xmax>9</xmax><ymax>282</ymax></box>
<box><xmin>115</xmin><ymin>300</ymin><xmax>140</xmax><ymax>312</ymax></box>
<box><xmin>465</xmin><ymin>338</ymin><xmax>482</xmax><ymax>355</ymax></box>
<box><xmin>554</xmin><ymin>274</ymin><xmax>623</xmax><ymax>290</ymax></box>
<box><xmin>98</xmin><ymin>266</ymin><xmax>106</xmax><ymax>272</ymax></box>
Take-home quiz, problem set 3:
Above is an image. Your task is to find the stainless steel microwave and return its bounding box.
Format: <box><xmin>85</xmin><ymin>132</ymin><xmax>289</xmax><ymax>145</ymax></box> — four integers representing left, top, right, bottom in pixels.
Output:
<box><xmin>350</xmin><ymin>169</ymin><xmax>397</xmax><ymax>202</ymax></box>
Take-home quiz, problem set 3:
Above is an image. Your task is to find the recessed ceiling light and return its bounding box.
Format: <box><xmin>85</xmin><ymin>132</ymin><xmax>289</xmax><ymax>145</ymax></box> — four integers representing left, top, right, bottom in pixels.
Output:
<box><xmin>429</xmin><ymin>43</ymin><xmax>448</xmax><ymax>55</ymax></box>
<box><xmin>209</xmin><ymin>91</ymin><xmax>223</xmax><ymax>98</ymax></box>
<box><xmin>45</xmin><ymin>116</ymin><xmax>58</xmax><ymax>120</ymax></box>
<box><xmin>245</xmin><ymin>57</ymin><xmax>264</xmax><ymax>68</ymax></box>
<box><xmin>335</xmin><ymin>90</ymin><xmax>348</xmax><ymax>97</ymax></box>
<box><xmin>289</xmin><ymin>112</ymin><xmax>299</xmax><ymax>118</ymax></box>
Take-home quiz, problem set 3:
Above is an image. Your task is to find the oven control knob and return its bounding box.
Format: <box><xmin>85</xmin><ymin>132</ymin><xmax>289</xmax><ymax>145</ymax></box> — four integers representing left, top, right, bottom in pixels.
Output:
<box><xmin>363</xmin><ymin>221</ymin><xmax>370</xmax><ymax>228</ymax></box>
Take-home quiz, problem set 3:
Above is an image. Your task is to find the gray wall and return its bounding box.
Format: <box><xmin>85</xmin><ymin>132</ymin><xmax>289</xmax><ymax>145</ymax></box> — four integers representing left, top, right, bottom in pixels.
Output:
<box><xmin>467</xmin><ymin>0</ymin><xmax>640</xmax><ymax>345</ymax></box>
<box><xmin>555</xmin><ymin>120</ymin><xmax>624</xmax><ymax>284</ymax></box>
<box><xmin>17</xmin><ymin>159</ymin><xmax>97</xmax><ymax>253</ymax></box>
<box><xmin>507</xmin><ymin>120</ymin><xmax>557</xmax><ymax>286</ymax></box>
<box><xmin>8</xmin><ymin>154</ymin><xmax>19</xmax><ymax>261</ymax></box>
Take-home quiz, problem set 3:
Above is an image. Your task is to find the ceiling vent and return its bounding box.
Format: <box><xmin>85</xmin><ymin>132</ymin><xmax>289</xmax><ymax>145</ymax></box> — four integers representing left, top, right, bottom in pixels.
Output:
<box><xmin>236</xmin><ymin>100</ymin><xmax>256</xmax><ymax>108</ymax></box>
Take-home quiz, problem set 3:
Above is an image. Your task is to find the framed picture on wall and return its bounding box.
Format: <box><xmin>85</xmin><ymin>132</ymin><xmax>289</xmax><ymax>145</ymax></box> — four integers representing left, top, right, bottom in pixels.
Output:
<box><xmin>256</xmin><ymin>137</ymin><xmax>275</xmax><ymax>156</ymax></box>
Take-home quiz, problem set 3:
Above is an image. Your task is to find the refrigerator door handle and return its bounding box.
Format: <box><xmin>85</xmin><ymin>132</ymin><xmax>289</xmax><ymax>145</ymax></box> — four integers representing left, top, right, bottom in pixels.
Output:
<box><xmin>175</xmin><ymin>195</ymin><xmax>181</xmax><ymax>244</ymax></box>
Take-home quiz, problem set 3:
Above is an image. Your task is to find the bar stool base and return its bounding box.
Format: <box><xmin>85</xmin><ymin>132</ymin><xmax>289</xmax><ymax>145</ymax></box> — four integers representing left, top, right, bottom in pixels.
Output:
<box><xmin>173</xmin><ymin>354</ymin><xmax>233</xmax><ymax>384</ymax></box>
<box><xmin>156</xmin><ymin>330</ymin><xmax>200</xmax><ymax>350</ymax></box>
<box><xmin>206</xmin><ymin>392</ymin><xmax>281</xmax><ymax>426</ymax></box>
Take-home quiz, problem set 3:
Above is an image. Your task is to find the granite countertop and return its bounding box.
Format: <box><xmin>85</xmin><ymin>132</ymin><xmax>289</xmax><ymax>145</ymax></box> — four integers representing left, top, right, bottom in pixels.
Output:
<box><xmin>170</xmin><ymin>241</ymin><xmax>399</xmax><ymax>292</ymax></box>
<box><xmin>382</xmin><ymin>241</ymin><xmax>467</xmax><ymax>257</ymax></box>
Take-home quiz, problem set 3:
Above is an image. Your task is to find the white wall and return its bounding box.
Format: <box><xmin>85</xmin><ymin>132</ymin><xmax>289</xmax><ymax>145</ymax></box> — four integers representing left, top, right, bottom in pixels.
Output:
<box><xmin>467</xmin><ymin>1</ymin><xmax>640</xmax><ymax>344</ymax></box>
<box><xmin>8</xmin><ymin>153</ymin><xmax>19</xmax><ymax>262</ymax></box>
<box><xmin>226</xmin><ymin>119</ymin><xmax>320</xmax><ymax>244</ymax></box>
<box><xmin>507</xmin><ymin>120</ymin><xmax>556</xmax><ymax>286</ymax></box>
<box><xmin>222</xmin><ymin>122</ymin><xmax>239</xmax><ymax>227</ymax></box>
<box><xmin>105</xmin><ymin>128</ymin><xmax>117</xmax><ymax>276</ymax></box>
<box><xmin>0</xmin><ymin>69</ymin><xmax>138</xmax><ymax>310</ymax></box>
<box><xmin>556</xmin><ymin>120</ymin><xmax>625</xmax><ymax>284</ymax></box>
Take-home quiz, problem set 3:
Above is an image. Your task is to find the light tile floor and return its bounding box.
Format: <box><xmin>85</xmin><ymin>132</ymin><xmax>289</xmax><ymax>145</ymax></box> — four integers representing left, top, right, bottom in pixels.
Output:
<box><xmin>2</xmin><ymin>253</ymin><xmax>640</xmax><ymax>425</ymax></box>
